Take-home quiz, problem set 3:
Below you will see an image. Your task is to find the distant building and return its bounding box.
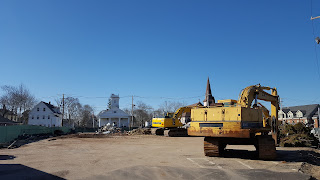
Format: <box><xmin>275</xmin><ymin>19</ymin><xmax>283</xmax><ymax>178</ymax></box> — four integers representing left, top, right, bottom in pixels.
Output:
<box><xmin>0</xmin><ymin>105</ymin><xmax>18</xmax><ymax>122</ymax></box>
<box><xmin>180</xmin><ymin>102</ymin><xmax>203</xmax><ymax>124</ymax></box>
<box><xmin>0</xmin><ymin>115</ymin><xmax>19</xmax><ymax>126</ymax></box>
<box><xmin>203</xmin><ymin>78</ymin><xmax>215</xmax><ymax>106</ymax></box>
<box><xmin>279</xmin><ymin>104</ymin><xmax>320</xmax><ymax>128</ymax></box>
<box><xmin>98</xmin><ymin>94</ymin><xmax>130</xmax><ymax>127</ymax></box>
<box><xmin>28</xmin><ymin>101</ymin><xmax>62</xmax><ymax>127</ymax></box>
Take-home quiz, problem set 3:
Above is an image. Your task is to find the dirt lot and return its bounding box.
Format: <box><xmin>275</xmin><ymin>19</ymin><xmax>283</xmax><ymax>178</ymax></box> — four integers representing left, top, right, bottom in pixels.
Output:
<box><xmin>0</xmin><ymin>134</ymin><xmax>319</xmax><ymax>180</ymax></box>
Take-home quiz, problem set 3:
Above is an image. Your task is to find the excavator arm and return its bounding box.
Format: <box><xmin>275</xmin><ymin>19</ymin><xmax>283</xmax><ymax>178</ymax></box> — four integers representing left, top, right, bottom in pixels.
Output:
<box><xmin>172</xmin><ymin>107</ymin><xmax>192</xmax><ymax>122</ymax></box>
<box><xmin>238</xmin><ymin>85</ymin><xmax>278</xmax><ymax>108</ymax></box>
<box><xmin>238</xmin><ymin>84</ymin><xmax>280</xmax><ymax>144</ymax></box>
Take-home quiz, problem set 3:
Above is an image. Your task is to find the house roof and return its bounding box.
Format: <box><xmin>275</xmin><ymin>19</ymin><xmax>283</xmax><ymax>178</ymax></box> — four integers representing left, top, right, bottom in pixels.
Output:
<box><xmin>187</xmin><ymin>102</ymin><xmax>203</xmax><ymax>107</ymax></box>
<box><xmin>297</xmin><ymin>110</ymin><xmax>307</xmax><ymax>115</ymax></box>
<box><xmin>98</xmin><ymin>107</ymin><xmax>130</xmax><ymax>118</ymax></box>
<box><xmin>0</xmin><ymin>115</ymin><xmax>18</xmax><ymax>124</ymax></box>
<box><xmin>42</xmin><ymin>101</ymin><xmax>61</xmax><ymax>114</ymax></box>
<box><xmin>282</xmin><ymin>104</ymin><xmax>319</xmax><ymax>118</ymax></box>
<box><xmin>281</xmin><ymin>109</ymin><xmax>290</xmax><ymax>114</ymax></box>
<box><xmin>0</xmin><ymin>109</ymin><xmax>16</xmax><ymax>116</ymax></box>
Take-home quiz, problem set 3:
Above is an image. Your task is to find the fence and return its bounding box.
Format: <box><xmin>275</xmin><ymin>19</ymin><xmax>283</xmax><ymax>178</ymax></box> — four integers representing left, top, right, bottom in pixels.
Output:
<box><xmin>313</xmin><ymin>128</ymin><xmax>320</xmax><ymax>139</ymax></box>
<box><xmin>0</xmin><ymin>125</ymin><xmax>71</xmax><ymax>144</ymax></box>
<box><xmin>74</xmin><ymin>127</ymin><xmax>99</xmax><ymax>133</ymax></box>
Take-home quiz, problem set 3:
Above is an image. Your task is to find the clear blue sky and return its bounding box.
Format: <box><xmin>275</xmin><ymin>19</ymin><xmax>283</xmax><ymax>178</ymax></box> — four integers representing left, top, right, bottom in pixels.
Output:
<box><xmin>1</xmin><ymin>0</ymin><xmax>320</xmax><ymax>113</ymax></box>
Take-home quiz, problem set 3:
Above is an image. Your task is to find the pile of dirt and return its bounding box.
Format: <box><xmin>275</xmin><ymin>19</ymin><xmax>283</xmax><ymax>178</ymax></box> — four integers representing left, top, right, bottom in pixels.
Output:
<box><xmin>300</xmin><ymin>163</ymin><xmax>320</xmax><ymax>180</ymax></box>
<box><xmin>279</xmin><ymin>123</ymin><xmax>319</xmax><ymax>147</ymax></box>
<box><xmin>1</xmin><ymin>134</ymin><xmax>53</xmax><ymax>149</ymax></box>
<box><xmin>280</xmin><ymin>134</ymin><xmax>318</xmax><ymax>147</ymax></box>
<box><xmin>128</xmin><ymin>128</ymin><xmax>151</xmax><ymax>135</ymax></box>
<box><xmin>297</xmin><ymin>148</ymin><xmax>320</xmax><ymax>179</ymax></box>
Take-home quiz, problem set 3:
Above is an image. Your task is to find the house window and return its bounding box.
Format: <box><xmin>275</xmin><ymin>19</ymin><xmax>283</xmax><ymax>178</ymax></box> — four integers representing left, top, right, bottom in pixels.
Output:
<box><xmin>114</xmin><ymin>111</ymin><xmax>116</xmax><ymax>113</ymax></box>
<box><xmin>48</xmin><ymin>115</ymin><xmax>50</xmax><ymax>119</ymax></box>
<box><xmin>32</xmin><ymin>116</ymin><xmax>34</xmax><ymax>119</ymax></box>
<box><xmin>37</xmin><ymin>108</ymin><xmax>39</xmax><ymax>111</ymax></box>
<box><xmin>114</xmin><ymin>100</ymin><xmax>116</xmax><ymax>103</ymax></box>
<box><xmin>43</xmin><ymin>115</ymin><xmax>45</xmax><ymax>119</ymax></box>
<box><xmin>37</xmin><ymin>116</ymin><xmax>39</xmax><ymax>119</ymax></box>
<box><xmin>43</xmin><ymin>108</ymin><xmax>46</xmax><ymax>111</ymax></box>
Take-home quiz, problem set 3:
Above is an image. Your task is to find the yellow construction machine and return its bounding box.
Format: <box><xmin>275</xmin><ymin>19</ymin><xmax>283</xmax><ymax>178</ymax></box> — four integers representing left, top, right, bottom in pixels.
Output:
<box><xmin>188</xmin><ymin>84</ymin><xmax>280</xmax><ymax>160</ymax></box>
<box><xmin>151</xmin><ymin>106</ymin><xmax>194</xmax><ymax>137</ymax></box>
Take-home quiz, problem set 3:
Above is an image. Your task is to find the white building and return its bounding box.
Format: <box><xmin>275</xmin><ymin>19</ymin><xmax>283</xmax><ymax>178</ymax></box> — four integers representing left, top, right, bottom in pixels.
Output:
<box><xmin>278</xmin><ymin>104</ymin><xmax>320</xmax><ymax>128</ymax></box>
<box><xmin>98</xmin><ymin>94</ymin><xmax>131</xmax><ymax>127</ymax></box>
<box><xmin>28</xmin><ymin>101</ymin><xmax>62</xmax><ymax>127</ymax></box>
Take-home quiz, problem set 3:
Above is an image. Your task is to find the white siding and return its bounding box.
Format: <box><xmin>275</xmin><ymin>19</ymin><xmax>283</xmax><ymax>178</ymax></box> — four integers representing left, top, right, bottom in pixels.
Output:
<box><xmin>28</xmin><ymin>102</ymin><xmax>62</xmax><ymax>127</ymax></box>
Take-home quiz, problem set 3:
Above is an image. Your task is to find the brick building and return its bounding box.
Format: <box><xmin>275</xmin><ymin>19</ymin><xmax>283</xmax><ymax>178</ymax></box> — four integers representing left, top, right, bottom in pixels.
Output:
<box><xmin>278</xmin><ymin>104</ymin><xmax>319</xmax><ymax>128</ymax></box>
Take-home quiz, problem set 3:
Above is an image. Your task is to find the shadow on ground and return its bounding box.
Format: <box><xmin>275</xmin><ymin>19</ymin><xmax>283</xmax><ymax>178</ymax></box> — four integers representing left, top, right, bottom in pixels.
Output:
<box><xmin>222</xmin><ymin>149</ymin><xmax>320</xmax><ymax>166</ymax></box>
<box><xmin>0</xmin><ymin>155</ymin><xmax>16</xmax><ymax>160</ymax></box>
<box><xmin>82</xmin><ymin>165</ymin><xmax>310</xmax><ymax>180</ymax></box>
<box><xmin>0</xmin><ymin>164</ymin><xmax>65</xmax><ymax>180</ymax></box>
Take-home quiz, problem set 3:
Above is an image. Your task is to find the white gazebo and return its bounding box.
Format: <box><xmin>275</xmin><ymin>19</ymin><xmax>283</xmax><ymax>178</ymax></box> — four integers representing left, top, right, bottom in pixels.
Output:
<box><xmin>98</xmin><ymin>94</ymin><xmax>131</xmax><ymax>127</ymax></box>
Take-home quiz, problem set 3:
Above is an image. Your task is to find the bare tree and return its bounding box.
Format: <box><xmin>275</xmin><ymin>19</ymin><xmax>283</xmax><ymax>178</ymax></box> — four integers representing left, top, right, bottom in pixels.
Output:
<box><xmin>107</xmin><ymin>98</ymin><xmax>112</xmax><ymax>109</ymax></box>
<box><xmin>157</xmin><ymin>101</ymin><xmax>186</xmax><ymax>115</ymax></box>
<box><xmin>55</xmin><ymin>96</ymin><xmax>82</xmax><ymax>125</ymax></box>
<box><xmin>133</xmin><ymin>101</ymin><xmax>153</xmax><ymax>127</ymax></box>
<box><xmin>0</xmin><ymin>84</ymin><xmax>36</xmax><ymax>123</ymax></box>
<box><xmin>80</xmin><ymin>104</ymin><xmax>94</xmax><ymax>127</ymax></box>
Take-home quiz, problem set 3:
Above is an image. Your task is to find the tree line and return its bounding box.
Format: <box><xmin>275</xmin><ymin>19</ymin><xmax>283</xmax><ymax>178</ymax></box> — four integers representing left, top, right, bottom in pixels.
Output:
<box><xmin>0</xmin><ymin>84</ymin><xmax>187</xmax><ymax>128</ymax></box>
<box><xmin>123</xmin><ymin>100</ymin><xmax>186</xmax><ymax>127</ymax></box>
<box><xmin>0</xmin><ymin>84</ymin><xmax>96</xmax><ymax>127</ymax></box>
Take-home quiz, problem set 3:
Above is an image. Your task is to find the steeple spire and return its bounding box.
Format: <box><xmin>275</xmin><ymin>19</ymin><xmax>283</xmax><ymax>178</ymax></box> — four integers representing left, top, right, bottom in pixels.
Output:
<box><xmin>203</xmin><ymin>77</ymin><xmax>215</xmax><ymax>106</ymax></box>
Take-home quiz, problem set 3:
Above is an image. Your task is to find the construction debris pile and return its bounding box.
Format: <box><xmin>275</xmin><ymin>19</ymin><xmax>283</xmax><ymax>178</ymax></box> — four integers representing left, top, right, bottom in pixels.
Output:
<box><xmin>128</xmin><ymin>128</ymin><xmax>151</xmax><ymax>135</ymax></box>
<box><xmin>2</xmin><ymin>134</ymin><xmax>53</xmax><ymax>149</ymax></box>
<box><xmin>98</xmin><ymin>123</ymin><xmax>122</xmax><ymax>134</ymax></box>
<box><xmin>280</xmin><ymin>123</ymin><xmax>319</xmax><ymax>147</ymax></box>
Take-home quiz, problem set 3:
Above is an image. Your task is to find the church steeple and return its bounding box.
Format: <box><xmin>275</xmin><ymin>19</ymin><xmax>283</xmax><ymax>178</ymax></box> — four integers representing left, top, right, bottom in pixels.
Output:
<box><xmin>203</xmin><ymin>77</ymin><xmax>215</xmax><ymax>106</ymax></box>
<box><xmin>110</xmin><ymin>94</ymin><xmax>120</xmax><ymax>109</ymax></box>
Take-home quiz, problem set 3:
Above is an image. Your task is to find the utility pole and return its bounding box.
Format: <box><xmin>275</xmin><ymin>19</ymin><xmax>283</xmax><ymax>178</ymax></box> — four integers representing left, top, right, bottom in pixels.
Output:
<box><xmin>280</xmin><ymin>97</ymin><xmax>283</xmax><ymax>110</ymax></box>
<box><xmin>62</xmin><ymin>94</ymin><xmax>65</xmax><ymax>121</ymax></box>
<box><xmin>92</xmin><ymin>112</ymin><xmax>95</xmax><ymax>128</ymax></box>
<box><xmin>311</xmin><ymin>15</ymin><xmax>320</xmax><ymax>44</ymax></box>
<box><xmin>131</xmin><ymin>95</ymin><xmax>134</xmax><ymax>130</ymax></box>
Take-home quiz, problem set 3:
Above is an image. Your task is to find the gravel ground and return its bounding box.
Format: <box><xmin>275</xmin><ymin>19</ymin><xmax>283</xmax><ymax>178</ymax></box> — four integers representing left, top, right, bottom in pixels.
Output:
<box><xmin>0</xmin><ymin>134</ymin><xmax>319</xmax><ymax>180</ymax></box>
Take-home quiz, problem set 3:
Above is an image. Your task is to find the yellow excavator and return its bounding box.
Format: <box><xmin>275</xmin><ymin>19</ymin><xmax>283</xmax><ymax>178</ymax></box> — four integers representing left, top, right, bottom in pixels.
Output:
<box><xmin>188</xmin><ymin>83</ymin><xmax>279</xmax><ymax>160</ymax></box>
<box><xmin>151</xmin><ymin>106</ymin><xmax>195</xmax><ymax>137</ymax></box>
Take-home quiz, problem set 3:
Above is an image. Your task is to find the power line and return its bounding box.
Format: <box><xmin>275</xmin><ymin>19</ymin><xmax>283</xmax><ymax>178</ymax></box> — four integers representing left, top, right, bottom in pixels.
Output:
<box><xmin>310</xmin><ymin>0</ymin><xmax>320</xmax><ymax>79</ymax></box>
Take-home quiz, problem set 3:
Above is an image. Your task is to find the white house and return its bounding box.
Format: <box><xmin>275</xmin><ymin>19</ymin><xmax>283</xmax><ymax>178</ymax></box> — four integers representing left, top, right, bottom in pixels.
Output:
<box><xmin>98</xmin><ymin>94</ymin><xmax>130</xmax><ymax>127</ymax></box>
<box><xmin>28</xmin><ymin>101</ymin><xmax>62</xmax><ymax>127</ymax></box>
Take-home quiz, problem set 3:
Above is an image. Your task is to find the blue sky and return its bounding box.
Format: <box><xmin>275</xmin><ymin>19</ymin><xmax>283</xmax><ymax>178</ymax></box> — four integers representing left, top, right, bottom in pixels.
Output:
<box><xmin>1</xmin><ymin>0</ymin><xmax>320</xmax><ymax>113</ymax></box>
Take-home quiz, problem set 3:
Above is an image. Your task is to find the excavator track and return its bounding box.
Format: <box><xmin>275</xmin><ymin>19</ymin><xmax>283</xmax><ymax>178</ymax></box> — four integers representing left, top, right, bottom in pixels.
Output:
<box><xmin>256</xmin><ymin>135</ymin><xmax>276</xmax><ymax>160</ymax></box>
<box><xmin>204</xmin><ymin>137</ymin><xmax>225</xmax><ymax>157</ymax></box>
<box><xmin>164</xmin><ymin>128</ymin><xmax>188</xmax><ymax>137</ymax></box>
<box><xmin>151</xmin><ymin>128</ymin><xmax>164</xmax><ymax>135</ymax></box>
